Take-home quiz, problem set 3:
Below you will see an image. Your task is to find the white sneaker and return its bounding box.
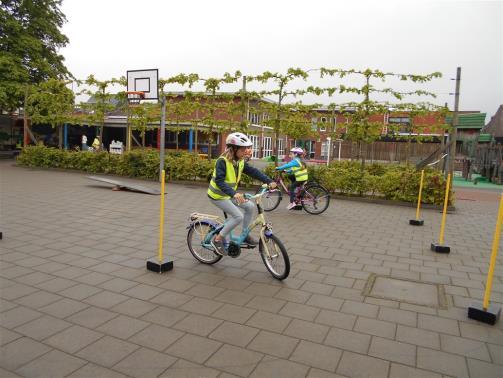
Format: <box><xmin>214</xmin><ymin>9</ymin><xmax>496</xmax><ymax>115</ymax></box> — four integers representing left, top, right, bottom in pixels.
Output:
<box><xmin>287</xmin><ymin>202</ymin><xmax>297</xmax><ymax>210</ymax></box>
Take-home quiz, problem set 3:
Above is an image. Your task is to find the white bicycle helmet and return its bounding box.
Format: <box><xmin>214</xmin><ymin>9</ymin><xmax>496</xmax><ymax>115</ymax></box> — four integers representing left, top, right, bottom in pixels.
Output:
<box><xmin>290</xmin><ymin>147</ymin><xmax>305</xmax><ymax>155</ymax></box>
<box><xmin>226</xmin><ymin>132</ymin><xmax>253</xmax><ymax>147</ymax></box>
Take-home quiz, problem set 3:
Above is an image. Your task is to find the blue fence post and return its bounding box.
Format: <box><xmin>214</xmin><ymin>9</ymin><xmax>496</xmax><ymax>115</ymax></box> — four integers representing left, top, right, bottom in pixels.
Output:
<box><xmin>189</xmin><ymin>128</ymin><xmax>194</xmax><ymax>152</ymax></box>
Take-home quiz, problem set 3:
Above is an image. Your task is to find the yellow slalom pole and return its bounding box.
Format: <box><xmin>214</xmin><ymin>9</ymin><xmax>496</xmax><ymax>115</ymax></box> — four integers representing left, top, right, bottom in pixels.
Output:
<box><xmin>415</xmin><ymin>170</ymin><xmax>425</xmax><ymax>220</ymax></box>
<box><xmin>438</xmin><ymin>173</ymin><xmax>451</xmax><ymax>245</ymax></box>
<box><xmin>158</xmin><ymin>169</ymin><xmax>166</xmax><ymax>263</ymax></box>
<box><xmin>482</xmin><ymin>193</ymin><xmax>503</xmax><ymax>310</ymax></box>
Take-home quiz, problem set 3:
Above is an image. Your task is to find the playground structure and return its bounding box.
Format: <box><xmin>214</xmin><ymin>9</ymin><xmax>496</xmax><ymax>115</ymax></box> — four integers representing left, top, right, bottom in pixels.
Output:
<box><xmin>466</xmin><ymin>142</ymin><xmax>503</xmax><ymax>185</ymax></box>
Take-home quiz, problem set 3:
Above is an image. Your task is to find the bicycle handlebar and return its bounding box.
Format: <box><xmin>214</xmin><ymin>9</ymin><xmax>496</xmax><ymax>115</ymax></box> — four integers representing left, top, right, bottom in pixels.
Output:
<box><xmin>243</xmin><ymin>185</ymin><xmax>269</xmax><ymax>201</ymax></box>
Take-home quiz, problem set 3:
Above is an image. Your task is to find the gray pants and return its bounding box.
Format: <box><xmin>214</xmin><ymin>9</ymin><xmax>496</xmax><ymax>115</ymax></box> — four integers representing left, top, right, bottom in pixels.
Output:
<box><xmin>210</xmin><ymin>198</ymin><xmax>255</xmax><ymax>239</ymax></box>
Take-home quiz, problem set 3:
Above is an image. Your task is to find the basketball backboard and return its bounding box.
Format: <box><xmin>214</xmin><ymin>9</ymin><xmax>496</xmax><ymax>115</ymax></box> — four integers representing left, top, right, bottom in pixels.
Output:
<box><xmin>127</xmin><ymin>69</ymin><xmax>159</xmax><ymax>100</ymax></box>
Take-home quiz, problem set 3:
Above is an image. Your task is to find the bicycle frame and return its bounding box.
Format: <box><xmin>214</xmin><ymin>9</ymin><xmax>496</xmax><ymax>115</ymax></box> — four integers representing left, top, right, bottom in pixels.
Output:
<box><xmin>272</xmin><ymin>172</ymin><xmax>305</xmax><ymax>202</ymax></box>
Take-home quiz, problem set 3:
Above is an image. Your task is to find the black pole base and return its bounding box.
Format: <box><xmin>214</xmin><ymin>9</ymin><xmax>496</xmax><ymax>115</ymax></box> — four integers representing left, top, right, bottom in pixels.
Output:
<box><xmin>409</xmin><ymin>219</ymin><xmax>424</xmax><ymax>226</ymax></box>
<box><xmin>431</xmin><ymin>243</ymin><xmax>450</xmax><ymax>253</ymax></box>
<box><xmin>468</xmin><ymin>302</ymin><xmax>501</xmax><ymax>325</ymax></box>
<box><xmin>146</xmin><ymin>257</ymin><xmax>174</xmax><ymax>273</ymax></box>
<box><xmin>0</xmin><ymin>232</ymin><xmax>2</xmax><ymax>239</ymax></box>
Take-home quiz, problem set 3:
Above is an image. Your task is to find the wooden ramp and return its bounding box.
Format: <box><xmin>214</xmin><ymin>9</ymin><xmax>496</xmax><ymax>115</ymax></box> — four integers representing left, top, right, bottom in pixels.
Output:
<box><xmin>87</xmin><ymin>176</ymin><xmax>161</xmax><ymax>195</ymax></box>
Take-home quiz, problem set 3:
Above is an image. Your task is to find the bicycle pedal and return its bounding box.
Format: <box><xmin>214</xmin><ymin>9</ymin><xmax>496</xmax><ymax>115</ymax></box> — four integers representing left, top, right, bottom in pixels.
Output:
<box><xmin>240</xmin><ymin>243</ymin><xmax>256</xmax><ymax>249</ymax></box>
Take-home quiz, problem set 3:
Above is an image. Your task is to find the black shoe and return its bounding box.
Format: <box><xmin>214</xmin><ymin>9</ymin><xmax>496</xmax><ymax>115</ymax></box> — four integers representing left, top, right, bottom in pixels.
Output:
<box><xmin>244</xmin><ymin>235</ymin><xmax>258</xmax><ymax>246</ymax></box>
<box><xmin>211</xmin><ymin>238</ymin><xmax>228</xmax><ymax>256</ymax></box>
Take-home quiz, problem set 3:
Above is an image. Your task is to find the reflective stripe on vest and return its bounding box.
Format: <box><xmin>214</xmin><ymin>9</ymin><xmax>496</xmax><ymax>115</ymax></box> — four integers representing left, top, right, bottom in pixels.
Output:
<box><xmin>207</xmin><ymin>157</ymin><xmax>245</xmax><ymax>200</ymax></box>
<box><xmin>291</xmin><ymin>158</ymin><xmax>308</xmax><ymax>182</ymax></box>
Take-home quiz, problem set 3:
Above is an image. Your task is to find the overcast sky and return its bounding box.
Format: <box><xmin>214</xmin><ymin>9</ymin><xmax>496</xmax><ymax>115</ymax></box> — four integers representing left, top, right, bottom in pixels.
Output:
<box><xmin>60</xmin><ymin>0</ymin><xmax>502</xmax><ymax>120</ymax></box>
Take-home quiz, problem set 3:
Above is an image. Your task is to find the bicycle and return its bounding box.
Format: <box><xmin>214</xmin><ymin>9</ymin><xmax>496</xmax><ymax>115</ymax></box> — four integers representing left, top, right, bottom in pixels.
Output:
<box><xmin>186</xmin><ymin>184</ymin><xmax>290</xmax><ymax>280</ymax></box>
<box><xmin>259</xmin><ymin>171</ymin><xmax>330</xmax><ymax>215</ymax></box>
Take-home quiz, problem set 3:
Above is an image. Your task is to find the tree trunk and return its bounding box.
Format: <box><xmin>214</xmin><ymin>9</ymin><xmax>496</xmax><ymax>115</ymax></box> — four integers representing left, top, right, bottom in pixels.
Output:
<box><xmin>406</xmin><ymin>138</ymin><xmax>411</xmax><ymax>164</ymax></box>
<box><xmin>194</xmin><ymin>128</ymin><xmax>198</xmax><ymax>153</ymax></box>
<box><xmin>99</xmin><ymin>123</ymin><xmax>104</xmax><ymax>147</ymax></box>
<box><xmin>58</xmin><ymin>125</ymin><xmax>63</xmax><ymax>149</ymax></box>
<box><xmin>207</xmin><ymin>128</ymin><xmax>212</xmax><ymax>160</ymax></box>
<box><xmin>275</xmin><ymin>129</ymin><xmax>280</xmax><ymax>166</ymax></box>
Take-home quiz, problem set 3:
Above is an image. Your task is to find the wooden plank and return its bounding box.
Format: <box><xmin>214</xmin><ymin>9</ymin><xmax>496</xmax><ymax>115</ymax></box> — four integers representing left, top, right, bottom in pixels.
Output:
<box><xmin>87</xmin><ymin>176</ymin><xmax>161</xmax><ymax>195</ymax></box>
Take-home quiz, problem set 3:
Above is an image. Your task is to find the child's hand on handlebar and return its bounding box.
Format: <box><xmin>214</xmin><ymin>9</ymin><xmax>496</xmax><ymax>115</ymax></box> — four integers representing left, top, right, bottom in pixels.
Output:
<box><xmin>233</xmin><ymin>192</ymin><xmax>246</xmax><ymax>204</ymax></box>
<box><xmin>268</xmin><ymin>182</ymin><xmax>277</xmax><ymax>189</ymax></box>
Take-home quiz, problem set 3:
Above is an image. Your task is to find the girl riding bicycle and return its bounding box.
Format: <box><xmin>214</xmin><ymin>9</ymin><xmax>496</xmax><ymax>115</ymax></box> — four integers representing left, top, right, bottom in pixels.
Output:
<box><xmin>208</xmin><ymin>132</ymin><xmax>276</xmax><ymax>256</ymax></box>
<box><xmin>275</xmin><ymin>147</ymin><xmax>308</xmax><ymax>210</ymax></box>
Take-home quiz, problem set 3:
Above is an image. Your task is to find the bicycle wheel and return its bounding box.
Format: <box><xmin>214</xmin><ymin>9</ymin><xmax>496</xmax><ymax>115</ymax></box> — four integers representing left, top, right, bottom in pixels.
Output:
<box><xmin>187</xmin><ymin>222</ymin><xmax>222</xmax><ymax>264</ymax></box>
<box><xmin>301</xmin><ymin>184</ymin><xmax>330</xmax><ymax>215</ymax></box>
<box><xmin>259</xmin><ymin>234</ymin><xmax>290</xmax><ymax>280</ymax></box>
<box><xmin>256</xmin><ymin>188</ymin><xmax>282</xmax><ymax>212</ymax></box>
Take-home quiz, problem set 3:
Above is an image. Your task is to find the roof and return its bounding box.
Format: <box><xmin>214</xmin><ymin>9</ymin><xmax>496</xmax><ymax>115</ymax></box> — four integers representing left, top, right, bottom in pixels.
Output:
<box><xmin>478</xmin><ymin>133</ymin><xmax>493</xmax><ymax>142</ymax></box>
<box><xmin>445</xmin><ymin>112</ymin><xmax>486</xmax><ymax>129</ymax></box>
<box><xmin>482</xmin><ymin>105</ymin><xmax>503</xmax><ymax>138</ymax></box>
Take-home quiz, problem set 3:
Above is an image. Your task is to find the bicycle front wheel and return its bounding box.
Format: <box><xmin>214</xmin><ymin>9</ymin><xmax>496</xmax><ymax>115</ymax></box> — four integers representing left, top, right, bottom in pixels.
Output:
<box><xmin>301</xmin><ymin>184</ymin><xmax>330</xmax><ymax>215</ymax></box>
<box><xmin>257</xmin><ymin>188</ymin><xmax>282</xmax><ymax>212</ymax></box>
<box><xmin>259</xmin><ymin>234</ymin><xmax>290</xmax><ymax>280</ymax></box>
<box><xmin>187</xmin><ymin>222</ymin><xmax>222</xmax><ymax>264</ymax></box>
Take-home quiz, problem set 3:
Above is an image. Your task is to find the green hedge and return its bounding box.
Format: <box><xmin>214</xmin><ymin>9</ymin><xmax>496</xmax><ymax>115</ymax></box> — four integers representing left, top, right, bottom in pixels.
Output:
<box><xmin>264</xmin><ymin>160</ymin><xmax>453</xmax><ymax>205</ymax></box>
<box><xmin>17</xmin><ymin>146</ymin><xmax>453</xmax><ymax>205</ymax></box>
<box><xmin>16</xmin><ymin>146</ymin><xmax>214</xmax><ymax>181</ymax></box>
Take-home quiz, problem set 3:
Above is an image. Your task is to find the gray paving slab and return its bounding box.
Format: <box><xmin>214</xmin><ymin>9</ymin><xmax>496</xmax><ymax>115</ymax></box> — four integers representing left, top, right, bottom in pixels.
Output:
<box><xmin>1</xmin><ymin>161</ymin><xmax>503</xmax><ymax>377</ymax></box>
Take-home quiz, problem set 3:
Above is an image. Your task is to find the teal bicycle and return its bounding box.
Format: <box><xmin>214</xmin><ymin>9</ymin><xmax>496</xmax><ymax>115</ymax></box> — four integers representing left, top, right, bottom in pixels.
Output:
<box><xmin>186</xmin><ymin>185</ymin><xmax>290</xmax><ymax>280</ymax></box>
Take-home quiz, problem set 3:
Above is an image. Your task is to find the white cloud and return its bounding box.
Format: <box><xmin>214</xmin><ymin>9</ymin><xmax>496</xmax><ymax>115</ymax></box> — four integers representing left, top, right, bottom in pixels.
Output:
<box><xmin>60</xmin><ymin>0</ymin><xmax>502</xmax><ymax>119</ymax></box>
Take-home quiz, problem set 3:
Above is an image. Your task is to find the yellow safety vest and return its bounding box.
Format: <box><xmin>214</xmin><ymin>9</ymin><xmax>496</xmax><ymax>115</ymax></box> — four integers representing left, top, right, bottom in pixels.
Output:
<box><xmin>207</xmin><ymin>157</ymin><xmax>244</xmax><ymax>200</ymax></box>
<box><xmin>291</xmin><ymin>158</ymin><xmax>308</xmax><ymax>182</ymax></box>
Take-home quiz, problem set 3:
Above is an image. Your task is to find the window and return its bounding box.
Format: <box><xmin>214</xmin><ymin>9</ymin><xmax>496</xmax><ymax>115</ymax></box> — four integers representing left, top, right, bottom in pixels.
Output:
<box><xmin>248</xmin><ymin>113</ymin><xmax>260</xmax><ymax>125</ymax></box>
<box><xmin>311</xmin><ymin>117</ymin><xmax>318</xmax><ymax>131</ymax></box>
<box><xmin>278</xmin><ymin>138</ymin><xmax>284</xmax><ymax>156</ymax></box>
<box><xmin>166</xmin><ymin>131</ymin><xmax>177</xmax><ymax>143</ymax></box>
<box><xmin>321</xmin><ymin>142</ymin><xmax>328</xmax><ymax>157</ymax></box>
<box><xmin>388</xmin><ymin>117</ymin><xmax>410</xmax><ymax>133</ymax></box>
<box><xmin>320</xmin><ymin>117</ymin><xmax>327</xmax><ymax>132</ymax></box>
<box><xmin>248</xmin><ymin>134</ymin><xmax>260</xmax><ymax>159</ymax></box>
<box><xmin>263</xmin><ymin>136</ymin><xmax>272</xmax><ymax>157</ymax></box>
<box><xmin>388</xmin><ymin>117</ymin><xmax>410</xmax><ymax>124</ymax></box>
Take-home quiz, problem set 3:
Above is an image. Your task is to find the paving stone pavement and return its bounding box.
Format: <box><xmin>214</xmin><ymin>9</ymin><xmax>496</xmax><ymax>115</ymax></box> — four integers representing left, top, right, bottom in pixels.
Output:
<box><xmin>1</xmin><ymin>160</ymin><xmax>502</xmax><ymax>378</ymax></box>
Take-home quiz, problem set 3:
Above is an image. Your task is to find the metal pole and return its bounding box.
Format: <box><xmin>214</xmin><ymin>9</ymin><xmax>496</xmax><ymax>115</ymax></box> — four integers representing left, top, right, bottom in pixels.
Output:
<box><xmin>158</xmin><ymin>169</ymin><xmax>166</xmax><ymax>262</ymax></box>
<box><xmin>439</xmin><ymin>173</ymin><xmax>451</xmax><ymax>245</ymax></box>
<box><xmin>415</xmin><ymin>170</ymin><xmax>425</xmax><ymax>220</ymax></box>
<box><xmin>160</xmin><ymin>95</ymin><xmax>166</xmax><ymax>182</ymax></box>
<box><xmin>338</xmin><ymin>140</ymin><xmax>342</xmax><ymax>161</ymax></box>
<box><xmin>449</xmin><ymin>67</ymin><xmax>461</xmax><ymax>175</ymax></box>
<box><xmin>483</xmin><ymin>194</ymin><xmax>503</xmax><ymax>310</ymax></box>
<box><xmin>23</xmin><ymin>87</ymin><xmax>29</xmax><ymax>146</ymax></box>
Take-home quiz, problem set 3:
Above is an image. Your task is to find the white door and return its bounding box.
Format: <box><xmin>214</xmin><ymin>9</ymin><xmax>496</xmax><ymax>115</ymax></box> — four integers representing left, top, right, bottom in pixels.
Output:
<box><xmin>248</xmin><ymin>135</ymin><xmax>260</xmax><ymax>159</ymax></box>
<box><xmin>263</xmin><ymin>136</ymin><xmax>272</xmax><ymax>157</ymax></box>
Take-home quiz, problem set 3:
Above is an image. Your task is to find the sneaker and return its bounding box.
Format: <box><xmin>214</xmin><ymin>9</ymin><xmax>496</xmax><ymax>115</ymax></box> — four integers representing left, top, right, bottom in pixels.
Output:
<box><xmin>244</xmin><ymin>235</ymin><xmax>258</xmax><ymax>246</ymax></box>
<box><xmin>211</xmin><ymin>238</ymin><xmax>228</xmax><ymax>256</ymax></box>
<box><xmin>286</xmin><ymin>202</ymin><xmax>297</xmax><ymax>210</ymax></box>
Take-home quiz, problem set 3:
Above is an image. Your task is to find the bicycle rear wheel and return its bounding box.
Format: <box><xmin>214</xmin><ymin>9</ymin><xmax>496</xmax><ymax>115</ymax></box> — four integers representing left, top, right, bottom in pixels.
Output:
<box><xmin>256</xmin><ymin>188</ymin><xmax>282</xmax><ymax>212</ymax></box>
<box><xmin>301</xmin><ymin>184</ymin><xmax>330</xmax><ymax>215</ymax></box>
<box><xmin>187</xmin><ymin>222</ymin><xmax>222</xmax><ymax>264</ymax></box>
<box><xmin>259</xmin><ymin>234</ymin><xmax>290</xmax><ymax>280</ymax></box>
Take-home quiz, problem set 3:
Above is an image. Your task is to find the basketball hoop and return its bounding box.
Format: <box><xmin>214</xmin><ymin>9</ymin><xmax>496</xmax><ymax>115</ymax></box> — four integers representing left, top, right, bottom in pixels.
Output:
<box><xmin>126</xmin><ymin>91</ymin><xmax>145</xmax><ymax>106</ymax></box>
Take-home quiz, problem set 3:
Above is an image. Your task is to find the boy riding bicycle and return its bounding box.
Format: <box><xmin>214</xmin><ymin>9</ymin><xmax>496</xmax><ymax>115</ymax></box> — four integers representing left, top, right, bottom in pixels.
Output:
<box><xmin>275</xmin><ymin>147</ymin><xmax>308</xmax><ymax>210</ymax></box>
<box><xmin>208</xmin><ymin>132</ymin><xmax>276</xmax><ymax>256</ymax></box>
